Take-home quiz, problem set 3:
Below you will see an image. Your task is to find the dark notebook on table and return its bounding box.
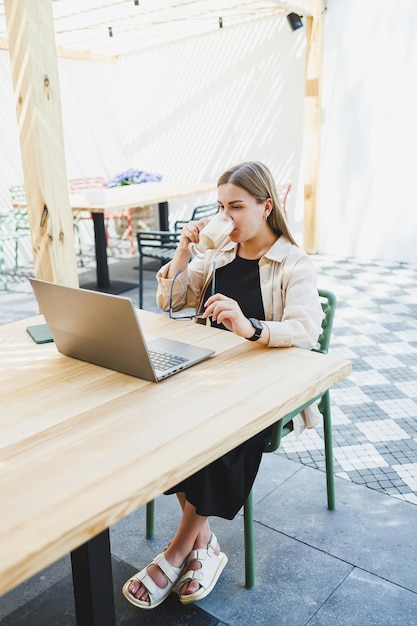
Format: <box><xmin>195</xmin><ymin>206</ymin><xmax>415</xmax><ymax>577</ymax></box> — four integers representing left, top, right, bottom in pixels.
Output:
<box><xmin>29</xmin><ymin>278</ymin><xmax>214</xmax><ymax>381</ymax></box>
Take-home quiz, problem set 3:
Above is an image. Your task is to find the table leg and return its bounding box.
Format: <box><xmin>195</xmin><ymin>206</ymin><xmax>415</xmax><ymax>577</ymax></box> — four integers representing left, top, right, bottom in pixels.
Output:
<box><xmin>80</xmin><ymin>213</ymin><xmax>134</xmax><ymax>295</ymax></box>
<box><xmin>70</xmin><ymin>528</ymin><xmax>116</xmax><ymax>626</ymax></box>
<box><xmin>158</xmin><ymin>201</ymin><xmax>169</xmax><ymax>231</ymax></box>
<box><xmin>91</xmin><ymin>212</ymin><xmax>110</xmax><ymax>289</ymax></box>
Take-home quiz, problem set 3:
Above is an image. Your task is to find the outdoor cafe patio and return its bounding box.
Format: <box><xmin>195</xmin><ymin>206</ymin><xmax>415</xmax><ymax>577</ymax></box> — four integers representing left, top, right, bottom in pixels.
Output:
<box><xmin>0</xmin><ymin>248</ymin><xmax>417</xmax><ymax>625</ymax></box>
<box><xmin>1</xmin><ymin>1</ymin><xmax>417</xmax><ymax>624</ymax></box>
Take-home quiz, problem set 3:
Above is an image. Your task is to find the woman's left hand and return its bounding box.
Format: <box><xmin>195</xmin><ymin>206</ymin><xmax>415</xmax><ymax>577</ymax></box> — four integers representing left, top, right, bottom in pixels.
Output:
<box><xmin>203</xmin><ymin>293</ymin><xmax>254</xmax><ymax>338</ymax></box>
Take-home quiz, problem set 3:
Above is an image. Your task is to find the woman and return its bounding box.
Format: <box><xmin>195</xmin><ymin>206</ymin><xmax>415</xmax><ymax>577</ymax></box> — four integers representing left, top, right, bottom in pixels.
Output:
<box><xmin>122</xmin><ymin>161</ymin><xmax>323</xmax><ymax>609</ymax></box>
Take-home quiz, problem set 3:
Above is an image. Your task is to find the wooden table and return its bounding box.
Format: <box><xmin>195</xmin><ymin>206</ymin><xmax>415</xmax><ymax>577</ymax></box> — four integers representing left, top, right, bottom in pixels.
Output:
<box><xmin>71</xmin><ymin>182</ymin><xmax>216</xmax><ymax>294</ymax></box>
<box><xmin>0</xmin><ymin>311</ymin><xmax>351</xmax><ymax>625</ymax></box>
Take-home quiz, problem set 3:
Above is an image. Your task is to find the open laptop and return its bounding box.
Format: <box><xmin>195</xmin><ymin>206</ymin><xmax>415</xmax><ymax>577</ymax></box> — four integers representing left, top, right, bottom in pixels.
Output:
<box><xmin>29</xmin><ymin>278</ymin><xmax>214</xmax><ymax>381</ymax></box>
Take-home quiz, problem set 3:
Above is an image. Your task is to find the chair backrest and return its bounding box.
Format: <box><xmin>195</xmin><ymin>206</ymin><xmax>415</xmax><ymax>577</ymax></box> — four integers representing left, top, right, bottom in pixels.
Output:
<box><xmin>136</xmin><ymin>229</ymin><xmax>181</xmax><ymax>260</ymax></box>
<box><xmin>191</xmin><ymin>202</ymin><xmax>219</xmax><ymax>220</ymax></box>
<box><xmin>9</xmin><ymin>186</ymin><xmax>30</xmax><ymax>229</ymax></box>
<box><xmin>265</xmin><ymin>288</ymin><xmax>337</xmax><ymax>451</ymax></box>
<box><xmin>314</xmin><ymin>289</ymin><xmax>337</xmax><ymax>355</ymax></box>
<box><xmin>9</xmin><ymin>185</ymin><xmax>26</xmax><ymax>202</ymax></box>
<box><xmin>277</xmin><ymin>183</ymin><xmax>291</xmax><ymax>219</ymax></box>
<box><xmin>174</xmin><ymin>203</ymin><xmax>218</xmax><ymax>231</ymax></box>
<box><xmin>69</xmin><ymin>177</ymin><xmax>105</xmax><ymax>193</ymax></box>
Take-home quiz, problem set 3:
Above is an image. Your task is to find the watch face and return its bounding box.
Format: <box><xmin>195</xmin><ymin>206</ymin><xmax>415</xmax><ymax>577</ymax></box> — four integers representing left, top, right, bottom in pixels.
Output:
<box><xmin>248</xmin><ymin>318</ymin><xmax>263</xmax><ymax>341</ymax></box>
<box><xmin>249</xmin><ymin>318</ymin><xmax>263</xmax><ymax>332</ymax></box>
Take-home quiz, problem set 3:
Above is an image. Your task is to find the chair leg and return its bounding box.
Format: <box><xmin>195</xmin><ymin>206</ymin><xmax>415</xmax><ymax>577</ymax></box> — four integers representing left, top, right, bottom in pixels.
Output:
<box><xmin>14</xmin><ymin>237</ymin><xmax>19</xmax><ymax>269</ymax></box>
<box><xmin>243</xmin><ymin>490</ymin><xmax>255</xmax><ymax>588</ymax></box>
<box><xmin>0</xmin><ymin>244</ymin><xmax>7</xmax><ymax>290</ymax></box>
<box><xmin>138</xmin><ymin>253</ymin><xmax>144</xmax><ymax>309</ymax></box>
<box><xmin>127</xmin><ymin>215</ymin><xmax>135</xmax><ymax>255</ymax></box>
<box><xmin>322</xmin><ymin>391</ymin><xmax>336</xmax><ymax>510</ymax></box>
<box><xmin>146</xmin><ymin>500</ymin><xmax>155</xmax><ymax>539</ymax></box>
<box><xmin>73</xmin><ymin>222</ymin><xmax>84</xmax><ymax>267</ymax></box>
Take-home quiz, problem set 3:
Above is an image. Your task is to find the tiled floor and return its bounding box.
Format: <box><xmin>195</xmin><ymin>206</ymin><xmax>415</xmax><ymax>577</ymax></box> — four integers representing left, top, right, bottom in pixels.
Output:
<box><xmin>1</xmin><ymin>249</ymin><xmax>417</xmax><ymax>625</ymax></box>
<box><xmin>279</xmin><ymin>255</ymin><xmax>417</xmax><ymax>506</ymax></box>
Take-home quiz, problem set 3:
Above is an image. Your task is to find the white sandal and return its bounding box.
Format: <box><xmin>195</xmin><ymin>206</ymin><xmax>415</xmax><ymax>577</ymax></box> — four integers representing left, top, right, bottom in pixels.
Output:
<box><xmin>177</xmin><ymin>533</ymin><xmax>228</xmax><ymax>605</ymax></box>
<box><xmin>122</xmin><ymin>551</ymin><xmax>183</xmax><ymax>610</ymax></box>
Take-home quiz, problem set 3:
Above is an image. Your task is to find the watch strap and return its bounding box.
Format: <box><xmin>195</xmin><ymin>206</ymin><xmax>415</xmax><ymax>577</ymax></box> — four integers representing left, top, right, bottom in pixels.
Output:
<box><xmin>247</xmin><ymin>318</ymin><xmax>263</xmax><ymax>341</ymax></box>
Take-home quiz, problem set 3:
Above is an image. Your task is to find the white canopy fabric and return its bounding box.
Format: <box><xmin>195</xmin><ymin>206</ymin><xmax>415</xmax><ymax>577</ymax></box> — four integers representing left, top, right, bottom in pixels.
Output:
<box><xmin>0</xmin><ymin>1</ymin><xmax>323</xmax><ymax>58</ymax></box>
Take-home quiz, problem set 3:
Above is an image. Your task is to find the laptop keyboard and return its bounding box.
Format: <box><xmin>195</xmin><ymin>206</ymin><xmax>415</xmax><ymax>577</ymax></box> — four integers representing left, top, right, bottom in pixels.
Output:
<box><xmin>150</xmin><ymin>350</ymin><xmax>188</xmax><ymax>371</ymax></box>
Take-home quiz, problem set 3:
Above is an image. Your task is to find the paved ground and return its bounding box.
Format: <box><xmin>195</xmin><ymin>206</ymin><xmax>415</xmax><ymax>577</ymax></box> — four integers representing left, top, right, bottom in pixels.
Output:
<box><xmin>1</xmin><ymin>249</ymin><xmax>417</xmax><ymax>625</ymax></box>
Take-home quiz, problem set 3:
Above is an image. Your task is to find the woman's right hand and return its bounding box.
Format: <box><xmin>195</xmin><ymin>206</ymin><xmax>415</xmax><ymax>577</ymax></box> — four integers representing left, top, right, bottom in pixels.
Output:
<box><xmin>178</xmin><ymin>218</ymin><xmax>209</xmax><ymax>251</ymax></box>
<box><xmin>167</xmin><ymin>218</ymin><xmax>209</xmax><ymax>278</ymax></box>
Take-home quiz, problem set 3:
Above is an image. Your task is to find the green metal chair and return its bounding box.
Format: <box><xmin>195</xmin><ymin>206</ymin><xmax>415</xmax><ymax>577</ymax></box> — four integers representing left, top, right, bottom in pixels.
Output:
<box><xmin>144</xmin><ymin>288</ymin><xmax>337</xmax><ymax>588</ymax></box>
<box><xmin>243</xmin><ymin>288</ymin><xmax>337</xmax><ymax>587</ymax></box>
<box><xmin>8</xmin><ymin>186</ymin><xmax>31</xmax><ymax>268</ymax></box>
<box><xmin>0</xmin><ymin>209</ymin><xmax>20</xmax><ymax>289</ymax></box>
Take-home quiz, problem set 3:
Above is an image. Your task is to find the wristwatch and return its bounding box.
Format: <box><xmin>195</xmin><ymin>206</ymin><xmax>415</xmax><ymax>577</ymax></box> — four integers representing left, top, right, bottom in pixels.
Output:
<box><xmin>246</xmin><ymin>318</ymin><xmax>263</xmax><ymax>341</ymax></box>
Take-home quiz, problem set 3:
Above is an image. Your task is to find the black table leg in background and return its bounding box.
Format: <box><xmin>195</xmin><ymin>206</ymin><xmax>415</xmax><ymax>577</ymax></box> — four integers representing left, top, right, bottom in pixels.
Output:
<box><xmin>80</xmin><ymin>212</ymin><xmax>135</xmax><ymax>295</ymax></box>
<box><xmin>71</xmin><ymin>529</ymin><xmax>116</xmax><ymax>626</ymax></box>
<box><xmin>91</xmin><ymin>212</ymin><xmax>110</xmax><ymax>289</ymax></box>
<box><xmin>158</xmin><ymin>201</ymin><xmax>169</xmax><ymax>231</ymax></box>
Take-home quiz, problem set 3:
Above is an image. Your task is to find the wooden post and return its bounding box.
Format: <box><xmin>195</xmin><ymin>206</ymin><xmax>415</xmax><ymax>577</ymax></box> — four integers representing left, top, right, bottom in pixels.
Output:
<box><xmin>302</xmin><ymin>13</ymin><xmax>323</xmax><ymax>254</ymax></box>
<box><xmin>4</xmin><ymin>0</ymin><xmax>78</xmax><ymax>286</ymax></box>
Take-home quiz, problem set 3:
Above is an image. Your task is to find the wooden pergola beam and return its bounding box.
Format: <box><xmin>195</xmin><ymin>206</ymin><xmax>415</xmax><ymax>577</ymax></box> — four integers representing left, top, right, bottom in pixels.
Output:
<box><xmin>272</xmin><ymin>0</ymin><xmax>325</xmax><ymax>17</ymax></box>
<box><xmin>4</xmin><ymin>0</ymin><xmax>78</xmax><ymax>286</ymax></box>
<box><xmin>273</xmin><ymin>2</ymin><xmax>325</xmax><ymax>253</ymax></box>
<box><xmin>302</xmin><ymin>13</ymin><xmax>324</xmax><ymax>253</ymax></box>
<box><xmin>0</xmin><ymin>36</ymin><xmax>117</xmax><ymax>63</ymax></box>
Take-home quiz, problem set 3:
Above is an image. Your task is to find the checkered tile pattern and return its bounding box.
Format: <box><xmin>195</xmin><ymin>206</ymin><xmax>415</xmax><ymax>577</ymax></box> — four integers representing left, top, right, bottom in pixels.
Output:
<box><xmin>279</xmin><ymin>255</ymin><xmax>417</xmax><ymax>505</ymax></box>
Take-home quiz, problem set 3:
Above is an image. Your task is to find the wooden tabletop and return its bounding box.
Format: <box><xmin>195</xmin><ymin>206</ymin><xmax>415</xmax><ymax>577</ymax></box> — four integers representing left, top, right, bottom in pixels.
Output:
<box><xmin>0</xmin><ymin>311</ymin><xmax>351</xmax><ymax>595</ymax></box>
<box><xmin>69</xmin><ymin>181</ymin><xmax>216</xmax><ymax>213</ymax></box>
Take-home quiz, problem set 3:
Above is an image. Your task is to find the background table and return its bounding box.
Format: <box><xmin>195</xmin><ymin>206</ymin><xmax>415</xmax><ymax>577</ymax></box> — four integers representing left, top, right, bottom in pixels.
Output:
<box><xmin>0</xmin><ymin>311</ymin><xmax>351</xmax><ymax>624</ymax></box>
<box><xmin>71</xmin><ymin>182</ymin><xmax>216</xmax><ymax>293</ymax></box>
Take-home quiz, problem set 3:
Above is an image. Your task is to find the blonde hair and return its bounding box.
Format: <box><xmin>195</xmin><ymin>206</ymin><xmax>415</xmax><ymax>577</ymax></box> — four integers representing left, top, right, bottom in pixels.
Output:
<box><xmin>217</xmin><ymin>161</ymin><xmax>297</xmax><ymax>246</ymax></box>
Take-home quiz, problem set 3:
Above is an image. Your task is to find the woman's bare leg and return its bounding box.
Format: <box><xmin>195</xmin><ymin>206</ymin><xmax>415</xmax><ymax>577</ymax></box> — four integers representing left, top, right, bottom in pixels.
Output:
<box><xmin>173</xmin><ymin>494</ymin><xmax>222</xmax><ymax>597</ymax></box>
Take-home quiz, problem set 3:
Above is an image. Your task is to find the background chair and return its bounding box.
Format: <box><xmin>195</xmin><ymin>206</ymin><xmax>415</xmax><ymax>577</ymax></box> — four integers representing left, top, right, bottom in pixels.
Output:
<box><xmin>0</xmin><ymin>209</ymin><xmax>20</xmax><ymax>289</ymax></box>
<box><xmin>174</xmin><ymin>202</ymin><xmax>219</xmax><ymax>231</ymax></box>
<box><xmin>8</xmin><ymin>185</ymin><xmax>31</xmax><ymax>268</ymax></box>
<box><xmin>136</xmin><ymin>230</ymin><xmax>181</xmax><ymax>308</ymax></box>
<box><xmin>277</xmin><ymin>183</ymin><xmax>291</xmax><ymax>219</ymax></box>
<box><xmin>104</xmin><ymin>205</ymin><xmax>136</xmax><ymax>255</ymax></box>
<box><xmin>68</xmin><ymin>177</ymin><xmax>105</xmax><ymax>194</ymax></box>
<box><xmin>144</xmin><ymin>288</ymin><xmax>337</xmax><ymax>589</ymax></box>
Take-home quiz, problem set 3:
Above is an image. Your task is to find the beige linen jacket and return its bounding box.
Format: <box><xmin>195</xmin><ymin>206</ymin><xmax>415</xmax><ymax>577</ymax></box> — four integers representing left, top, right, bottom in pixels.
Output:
<box><xmin>156</xmin><ymin>236</ymin><xmax>324</xmax><ymax>435</ymax></box>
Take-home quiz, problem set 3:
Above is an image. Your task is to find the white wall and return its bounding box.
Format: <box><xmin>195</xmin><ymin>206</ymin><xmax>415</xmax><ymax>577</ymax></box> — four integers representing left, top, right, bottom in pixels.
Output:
<box><xmin>59</xmin><ymin>58</ymin><xmax>126</xmax><ymax>181</ymax></box>
<box><xmin>319</xmin><ymin>0</ymin><xmax>417</xmax><ymax>264</ymax></box>
<box><xmin>0</xmin><ymin>53</ymin><xmax>25</xmax><ymax>208</ymax></box>
<box><xmin>115</xmin><ymin>15</ymin><xmax>305</xmax><ymax>227</ymax></box>
<box><xmin>0</xmin><ymin>53</ymin><xmax>126</xmax><ymax>207</ymax></box>
<box><xmin>1</xmin><ymin>2</ymin><xmax>417</xmax><ymax>266</ymax></box>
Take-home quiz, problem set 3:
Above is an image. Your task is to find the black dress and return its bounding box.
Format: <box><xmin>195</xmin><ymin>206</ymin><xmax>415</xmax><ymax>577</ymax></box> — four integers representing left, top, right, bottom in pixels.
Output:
<box><xmin>165</xmin><ymin>256</ymin><xmax>273</xmax><ymax>520</ymax></box>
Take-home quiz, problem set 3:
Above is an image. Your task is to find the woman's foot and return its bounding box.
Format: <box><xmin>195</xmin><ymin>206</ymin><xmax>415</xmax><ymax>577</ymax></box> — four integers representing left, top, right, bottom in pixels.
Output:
<box><xmin>177</xmin><ymin>533</ymin><xmax>228</xmax><ymax>604</ymax></box>
<box><xmin>122</xmin><ymin>550</ymin><xmax>184</xmax><ymax>610</ymax></box>
<box><xmin>178</xmin><ymin>532</ymin><xmax>219</xmax><ymax>596</ymax></box>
